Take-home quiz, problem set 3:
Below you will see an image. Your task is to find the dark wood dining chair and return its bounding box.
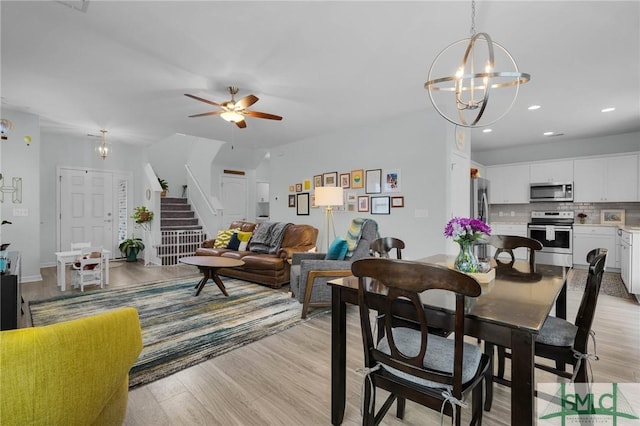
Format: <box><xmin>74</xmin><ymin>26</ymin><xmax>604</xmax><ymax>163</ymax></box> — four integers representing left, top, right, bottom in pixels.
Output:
<box><xmin>369</xmin><ymin>237</ymin><xmax>405</xmax><ymax>259</ymax></box>
<box><xmin>351</xmin><ymin>258</ymin><xmax>490</xmax><ymax>425</ymax></box>
<box><xmin>484</xmin><ymin>249</ymin><xmax>608</xmax><ymax>410</ymax></box>
<box><xmin>487</xmin><ymin>234</ymin><xmax>543</xmax><ymax>269</ymax></box>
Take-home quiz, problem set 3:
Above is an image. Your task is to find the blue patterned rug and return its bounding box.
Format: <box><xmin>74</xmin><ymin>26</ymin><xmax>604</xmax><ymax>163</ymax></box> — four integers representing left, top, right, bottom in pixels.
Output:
<box><xmin>29</xmin><ymin>278</ymin><xmax>327</xmax><ymax>388</ymax></box>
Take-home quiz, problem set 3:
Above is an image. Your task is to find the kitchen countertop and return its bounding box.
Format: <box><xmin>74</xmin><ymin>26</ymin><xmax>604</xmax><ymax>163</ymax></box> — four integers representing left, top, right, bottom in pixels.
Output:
<box><xmin>619</xmin><ymin>225</ymin><xmax>640</xmax><ymax>233</ymax></box>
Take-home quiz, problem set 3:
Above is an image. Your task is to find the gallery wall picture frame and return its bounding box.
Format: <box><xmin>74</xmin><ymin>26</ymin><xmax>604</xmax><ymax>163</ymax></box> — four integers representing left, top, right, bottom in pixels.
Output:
<box><xmin>303</xmin><ymin>179</ymin><xmax>312</xmax><ymax>191</ymax></box>
<box><xmin>340</xmin><ymin>173</ymin><xmax>350</xmax><ymax>188</ymax></box>
<box><xmin>600</xmin><ymin>209</ymin><xmax>625</xmax><ymax>225</ymax></box>
<box><xmin>383</xmin><ymin>169</ymin><xmax>401</xmax><ymax>192</ymax></box>
<box><xmin>297</xmin><ymin>193</ymin><xmax>310</xmax><ymax>215</ymax></box>
<box><xmin>351</xmin><ymin>169</ymin><xmax>364</xmax><ymax>189</ymax></box>
<box><xmin>314</xmin><ymin>175</ymin><xmax>323</xmax><ymax>188</ymax></box>
<box><xmin>365</xmin><ymin>169</ymin><xmax>382</xmax><ymax>194</ymax></box>
<box><xmin>296</xmin><ymin>183</ymin><xmax>303</xmax><ymax>192</ymax></box>
<box><xmin>323</xmin><ymin>172</ymin><xmax>338</xmax><ymax>187</ymax></box>
<box><xmin>358</xmin><ymin>195</ymin><xmax>369</xmax><ymax>212</ymax></box>
<box><xmin>311</xmin><ymin>195</ymin><xmax>318</xmax><ymax>208</ymax></box>
<box><xmin>289</xmin><ymin>185</ymin><xmax>295</xmax><ymax>192</ymax></box>
<box><xmin>288</xmin><ymin>194</ymin><xmax>296</xmax><ymax>207</ymax></box>
<box><xmin>391</xmin><ymin>196</ymin><xmax>404</xmax><ymax>208</ymax></box>
<box><xmin>371</xmin><ymin>196</ymin><xmax>390</xmax><ymax>214</ymax></box>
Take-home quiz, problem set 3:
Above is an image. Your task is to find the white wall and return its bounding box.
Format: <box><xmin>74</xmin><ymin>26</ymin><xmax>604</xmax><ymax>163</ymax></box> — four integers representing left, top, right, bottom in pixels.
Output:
<box><xmin>268</xmin><ymin>110</ymin><xmax>450</xmax><ymax>260</ymax></box>
<box><xmin>0</xmin><ymin>110</ymin><xmax>41</xmax><ymax>281</ymax></box>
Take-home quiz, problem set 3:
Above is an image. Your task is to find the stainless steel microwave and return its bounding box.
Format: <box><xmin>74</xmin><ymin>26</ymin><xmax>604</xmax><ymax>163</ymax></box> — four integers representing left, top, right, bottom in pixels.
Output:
<box><xmin>529</xmin><ymin>182</ymin><xmax>573</xmax><ymax>202</ymax></box>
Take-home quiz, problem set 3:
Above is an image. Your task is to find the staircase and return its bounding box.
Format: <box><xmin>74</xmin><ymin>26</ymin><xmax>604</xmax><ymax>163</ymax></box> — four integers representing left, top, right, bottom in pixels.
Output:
<box><xmin>156</xmin><ymin>197</ymin><xmax>206</xmax><ymax>265</ymax></box>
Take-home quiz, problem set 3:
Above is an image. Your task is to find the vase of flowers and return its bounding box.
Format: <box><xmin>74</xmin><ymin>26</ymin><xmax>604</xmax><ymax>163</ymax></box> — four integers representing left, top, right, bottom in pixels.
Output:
<box><xmin>444</xmin><ymin>217</ymin><xmax>491</xmax><ymax>273</ymax></box>
<box><xmin>577</xmin><ymin>212</ymin><xmax>587</xmax><ymax>224</ymax></box>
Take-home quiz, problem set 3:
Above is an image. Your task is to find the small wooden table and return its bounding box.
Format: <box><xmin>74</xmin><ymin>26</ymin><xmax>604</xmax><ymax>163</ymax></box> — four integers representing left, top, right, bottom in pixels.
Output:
<box><xmin>179</xmin><ymin>256</ymin><xmax>245</xmax><ymax>296</ymax></box>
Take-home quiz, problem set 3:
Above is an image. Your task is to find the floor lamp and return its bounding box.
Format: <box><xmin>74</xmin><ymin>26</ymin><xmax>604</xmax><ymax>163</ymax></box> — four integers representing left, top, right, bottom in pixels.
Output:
<box><xmin>315</xmin><ymin>186</ymin><xmax>344</xmax><ymax>252</ymax></box>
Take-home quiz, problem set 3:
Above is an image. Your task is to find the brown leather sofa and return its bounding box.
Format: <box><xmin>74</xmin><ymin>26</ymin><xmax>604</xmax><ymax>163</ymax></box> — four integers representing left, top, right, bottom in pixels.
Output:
<box><xmin>195</xmin><ymin>221</ymin><xmax>319</xmax><ymax>288</ymax></box>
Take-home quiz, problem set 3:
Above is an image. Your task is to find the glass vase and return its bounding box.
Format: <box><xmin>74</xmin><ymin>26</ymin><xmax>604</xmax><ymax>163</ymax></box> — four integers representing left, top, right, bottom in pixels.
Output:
<box><xmin>454</xmin><ymin>240</ymin><xmax>479</xmax><ymax>273</ymax></box>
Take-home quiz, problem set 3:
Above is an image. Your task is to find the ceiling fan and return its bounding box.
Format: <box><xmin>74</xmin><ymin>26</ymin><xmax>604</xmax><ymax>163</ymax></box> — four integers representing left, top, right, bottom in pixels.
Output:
<box><xmin>185</xmin><ymin>86</ymin><xmax>282</xmax><ymax>128</ymax></box>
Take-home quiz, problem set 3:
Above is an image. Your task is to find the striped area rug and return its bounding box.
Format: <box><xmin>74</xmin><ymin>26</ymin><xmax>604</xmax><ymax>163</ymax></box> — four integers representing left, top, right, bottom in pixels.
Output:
<box><xmin>29</xmin><ymin>278</ymin><xmax>326</xmax><ymax>388</ymax></box>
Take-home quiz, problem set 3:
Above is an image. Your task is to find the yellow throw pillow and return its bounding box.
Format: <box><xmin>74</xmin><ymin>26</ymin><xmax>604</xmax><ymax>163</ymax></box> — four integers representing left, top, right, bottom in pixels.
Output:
<box><xmin>236</xmin><ymin>231</ymin><xmax>252</xmax><ymax>242</ymax></box>
<box><xmin>213</xmin><ymin>229</ymin><xmax>239</xmax><ymax>248</ymax></box>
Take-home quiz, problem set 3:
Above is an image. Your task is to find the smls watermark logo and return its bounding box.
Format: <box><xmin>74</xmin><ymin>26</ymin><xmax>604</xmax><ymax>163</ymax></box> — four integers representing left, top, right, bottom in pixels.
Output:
<box><xmin>537</xmin><ymin>383</ymin><xmax>640</xmax><ymax>425</ymax></box>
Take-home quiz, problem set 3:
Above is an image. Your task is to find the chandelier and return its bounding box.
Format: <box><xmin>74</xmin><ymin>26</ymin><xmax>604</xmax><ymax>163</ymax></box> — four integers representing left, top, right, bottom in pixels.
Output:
<box><xmin>97</xmin><ymin>129</ymin><xmax>109</xmax><ymax>159</ymax></box>
<box><xmin>424</xmin><ymin>0</ymin><xmax>530</xmax><ymax>127</ymax></box>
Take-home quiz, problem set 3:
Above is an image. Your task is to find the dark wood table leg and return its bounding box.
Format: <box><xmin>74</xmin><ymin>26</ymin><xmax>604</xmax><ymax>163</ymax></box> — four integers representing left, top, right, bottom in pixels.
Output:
<box><xmin>510</xmin><ymin>328</ymin><xmax>536</xmax><ymax>426</ymax></box>
<box><xmin>331</xmin><ymin>287</ymin><xmax>347</xmax><ymax>425</ymax></box>
<box><xmin>194</xmin><ymin>267</ymin><xmax>229</xmax><ymax>297</ymax></box>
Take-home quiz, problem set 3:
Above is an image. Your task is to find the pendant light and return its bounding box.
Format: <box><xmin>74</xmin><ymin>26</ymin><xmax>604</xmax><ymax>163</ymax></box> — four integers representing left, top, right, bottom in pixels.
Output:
<box><xmin>424</xmin><ymin>0</ymin><xmax>530</xmax><ymax>127</ymax></box>
<box><xmin>97</xmin><ymin>129</ymin><xmax>110</xmax><ymax>159</ymax></box>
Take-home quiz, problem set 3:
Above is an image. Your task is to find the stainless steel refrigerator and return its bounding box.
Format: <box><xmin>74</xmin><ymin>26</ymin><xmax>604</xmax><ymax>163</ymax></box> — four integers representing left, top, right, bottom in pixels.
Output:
<box><xmin>470</xmin><ymin>177</ymin><xmax>490</xmax><ymax>258</ymax></box>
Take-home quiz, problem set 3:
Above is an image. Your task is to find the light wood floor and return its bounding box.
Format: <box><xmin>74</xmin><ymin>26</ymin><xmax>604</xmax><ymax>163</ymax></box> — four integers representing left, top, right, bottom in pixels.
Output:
<box><xmin>21</xmin><ymin>261</ymin><xmax>640</xmax><ymax>425</ymax></box>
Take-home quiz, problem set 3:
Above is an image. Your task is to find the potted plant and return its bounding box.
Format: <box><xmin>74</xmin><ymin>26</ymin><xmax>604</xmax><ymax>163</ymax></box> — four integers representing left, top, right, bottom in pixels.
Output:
<box><xmin>158</xmin><ymin>178</ymin><xmax>168</xmax><ymax>197</ymax></box>
<box><xmin>132</xmin><ymin>206</ymin><xmax>154</xmax><ymax>231</ymax></box>
<box><xmin>119</xmin><ymin>237</ymin><xmax>145</xmax><ymax>262</ymax></box>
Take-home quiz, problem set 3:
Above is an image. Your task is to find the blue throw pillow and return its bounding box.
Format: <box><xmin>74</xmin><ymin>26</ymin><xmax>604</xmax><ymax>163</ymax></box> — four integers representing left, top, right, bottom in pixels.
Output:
<box><xmin>325</xmin><ymin>238</ymin><xmax>348</xmax><ymax>260</ymax></box>
<box><xmin>226</xmin><ymin>232</ymin><xmax>241</xmax><ymax>250</ymax></box>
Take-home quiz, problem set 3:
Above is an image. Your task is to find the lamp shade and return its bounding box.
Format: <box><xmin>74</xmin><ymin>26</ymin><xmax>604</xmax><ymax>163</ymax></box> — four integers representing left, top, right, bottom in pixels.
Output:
<box><xmin>315</xmin><ymin>186</ymin><xmax>343</xmax><ymax>206</ymax></box>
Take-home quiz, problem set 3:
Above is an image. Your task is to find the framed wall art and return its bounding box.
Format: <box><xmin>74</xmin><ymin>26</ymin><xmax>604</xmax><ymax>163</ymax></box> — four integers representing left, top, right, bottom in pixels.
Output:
<box><xmin>288</xmin><ymin>194</ymin><xmax>296</xmax><ymax>207</ymax></box>
<box><xmin>323</xmin><ymin>172</ymin><xmax>338</xmax><ymax>187</ymax></box>
<box><xmin>351</xmin><ymin>169</ymin><xmax>364</xmax><ymax>189</ymax></box>
<box><xmin>289</xmin><ymin>185</ymin><xmax>295</xmax><ymax>192</ymax></box>
<box><xmin>296</xmin><ymin>183</ymin><xmax>303</xmax><ymax>192</ymax></box>
<box><xmin>296</xmin><ymin>193</ymin><xmax>310</xmax><ymax>215</ymax></box>
<box><xmin>340</xmin><ymin>173</ymin><xmax>350</xmax><ymax>188</ymax></box>
<box><xmin>371</xmin><ymin>196</ymin><xmax>390</xmax><ymax>214</ymax></box>
<box><xmin>303</xmin><ymin>179</ymin><xmax>312</xmax><ymax>191</ymax></box>
<box><xmin>314</xmin><ymin>175</ymin><xmax>323</xmax><ymax>188</ymax></box>
<box><xmin>383</xmin><ymin>169</ymin><xmax>401</xmax><ymax>192</ymax></box>
<box><xmin>601</xmin><ymin>209</ymin><xmax>625</xmax><ymax>225</ymax></box>
<box><xmin>365</xmin><ymin>169</ymin><xmax>382</xmax><ymax>194</ymax></box>
<box><xmin>358</xmin><ymin>195</ymin><xmax>369</xmax><ymax>212</ymax></box>
<box><xmin>391</xmin><ymin>196</ymin><xmax>404</xmax><ymax>208</ymax></box>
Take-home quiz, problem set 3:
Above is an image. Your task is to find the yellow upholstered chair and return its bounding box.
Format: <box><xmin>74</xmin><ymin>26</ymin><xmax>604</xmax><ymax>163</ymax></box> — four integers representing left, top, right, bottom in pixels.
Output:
<box><xmin>0</xmin><ymin>307</ymin><xmax>143</xmax><ymax>425</ymax></box>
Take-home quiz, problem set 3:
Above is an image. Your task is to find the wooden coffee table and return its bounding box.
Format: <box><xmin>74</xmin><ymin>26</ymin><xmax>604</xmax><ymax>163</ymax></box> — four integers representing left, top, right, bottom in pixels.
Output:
<box><xmin>179</xmin><ymin>256</ymin><xmax>245</xmax><ymax>296</ymax></box>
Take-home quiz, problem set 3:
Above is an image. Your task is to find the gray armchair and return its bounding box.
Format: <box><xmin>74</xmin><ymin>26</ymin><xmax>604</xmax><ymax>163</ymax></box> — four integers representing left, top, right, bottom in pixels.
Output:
<box><xmin>290</xmin><ymin>218</ymin><xmax>379</xmax><ymax>318</ymax></box>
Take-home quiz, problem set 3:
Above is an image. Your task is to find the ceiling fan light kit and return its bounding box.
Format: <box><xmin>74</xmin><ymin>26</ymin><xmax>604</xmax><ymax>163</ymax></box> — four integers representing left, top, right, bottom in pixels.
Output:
<box><xmin>424</xmin><ymin>0</ymin><xmax>530</xmax><ymax>127</ymax></box>
<box><xmin>185</xmin><ymin>86</ymin><xmax>282</xmax><ymax>129</ymax></box>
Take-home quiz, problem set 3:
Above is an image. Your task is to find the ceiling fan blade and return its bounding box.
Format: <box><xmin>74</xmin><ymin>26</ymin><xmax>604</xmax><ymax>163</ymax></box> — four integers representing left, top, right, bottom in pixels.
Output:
<box><xmin>184</xmin><ymin>94</ymin><xmax>221</xmax><ymax>107</ymax></box>
<box><xmin>235</xmin><ymin>120</ymin><xmax>247</xmax><ymax>129</ymax></box>
<box><xmin>235</xmin><ymin>94</ymin><xmax>259</xmax><ymax>109</ymax></box>
<box><xmin>244</xmin><ymin>110</ymin><xmax>283</xmax><ymax>120</ymax></box>
<box><xmin>188</xmin><ymin>111</ymin><xmax>223</xmax><ymax>118</ymax></box>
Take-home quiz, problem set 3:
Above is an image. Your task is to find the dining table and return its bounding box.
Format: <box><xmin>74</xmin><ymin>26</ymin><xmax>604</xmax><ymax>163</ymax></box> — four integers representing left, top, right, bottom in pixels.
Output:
<box><xmin>327</xmin><ymin>254</ymin><xmax>568</xmax><ymax>426</ymax></box>
<box><xmin>55</xmin><ymin>249</ymin><xmax>111</xmax><ymax>291</ymax></box>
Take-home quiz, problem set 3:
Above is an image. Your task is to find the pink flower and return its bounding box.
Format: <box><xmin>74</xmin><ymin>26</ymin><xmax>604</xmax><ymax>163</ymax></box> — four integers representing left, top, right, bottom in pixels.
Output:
<box><xmin>444</xmin><ymin>217</ymin><xmax>491</xmax><ymax>243</ymax></box>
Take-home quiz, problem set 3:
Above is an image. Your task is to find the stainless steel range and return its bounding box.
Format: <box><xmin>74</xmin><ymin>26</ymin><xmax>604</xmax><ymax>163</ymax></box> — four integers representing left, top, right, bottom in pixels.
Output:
<box><xmin>527</xmin><ymin>211</ymin><xmax>574</xmax><ymax>267</ymax></box>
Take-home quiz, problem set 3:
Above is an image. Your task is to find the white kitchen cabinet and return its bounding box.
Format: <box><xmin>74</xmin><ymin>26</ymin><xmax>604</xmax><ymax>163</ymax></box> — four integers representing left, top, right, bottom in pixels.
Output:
<box><xmin>488</xmin><ymin>223</ymin><xmax>529</xmax><ymax>260</ymax></box>
<box><xmin>529</xmin><ymin>160</ymin><xmax>573</xmax><ymax>183</ymax></box>
<box><xmin>485</xmin><ymin>164</ymin><xmax>530</xmax><ymax>204</ymax></box>
<box><xmin>574</xmin><ymin>154</ymin><xmax>638</xmax><ymax>202</ymax></box>
<box><xmin>573</xmin><ymin>226</ymin><xmax>617</xmax><ymax>269</ymax></box>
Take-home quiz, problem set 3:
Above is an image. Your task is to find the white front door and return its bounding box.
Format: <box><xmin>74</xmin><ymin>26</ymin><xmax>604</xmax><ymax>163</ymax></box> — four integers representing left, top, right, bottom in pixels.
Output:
<box><xmin>60</xmin><ymin>168</ymin><xmax>114</xmax><ymax>254</ymax></box>
<box><xmin>221</xmin><ymin>175</ymin><xmax>247</xmax><ymax>226</ymax></box>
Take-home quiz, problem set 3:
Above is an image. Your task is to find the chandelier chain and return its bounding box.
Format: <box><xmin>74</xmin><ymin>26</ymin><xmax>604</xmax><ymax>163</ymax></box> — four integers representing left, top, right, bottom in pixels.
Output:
<box><xmin>470</xmin><ymin>0</ymin><xmax>476</xmax><ymax>36</ymax></box>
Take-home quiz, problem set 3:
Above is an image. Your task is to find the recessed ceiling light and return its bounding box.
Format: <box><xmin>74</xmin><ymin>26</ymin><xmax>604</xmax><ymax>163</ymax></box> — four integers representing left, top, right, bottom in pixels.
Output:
<box><xmin>601</xmin><ymin>107</ymin><xmax>616</xmax><ymax>113</ymax></box>
<box><xmin>482</xmin><ymin>128</ymin><xmax>492</xmax><ymax>133</ymax></box>
<box><xmin>528</xmin><ymin>105</ymin><xmax>541</xmax><ymax>110</ymax></box>
<box><xmin>543</xmin><ymin>131</ymin><xmax>554</xmax><ymax>136</ymax></box>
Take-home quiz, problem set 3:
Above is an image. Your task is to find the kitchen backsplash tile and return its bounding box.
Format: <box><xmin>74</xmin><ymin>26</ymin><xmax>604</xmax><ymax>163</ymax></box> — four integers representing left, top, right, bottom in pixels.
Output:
<box><xmin>489</xmin><ymin>202</ymin><xmax>640</xmax><ymax>226</ymax></box>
